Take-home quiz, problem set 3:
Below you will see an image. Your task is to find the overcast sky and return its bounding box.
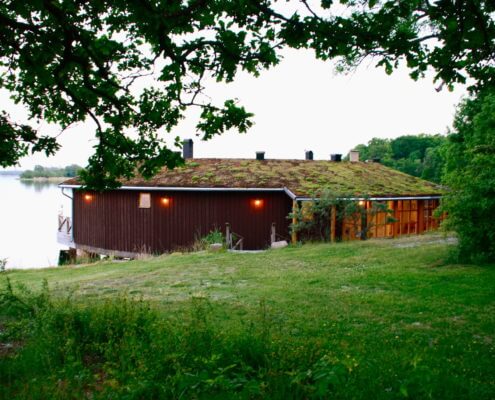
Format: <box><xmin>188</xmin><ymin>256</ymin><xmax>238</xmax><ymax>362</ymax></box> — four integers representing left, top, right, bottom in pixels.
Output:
<box><xmin>3</xmin><ymin>48</ymin><xmax>467</xmax><ymax>170</ymax></box>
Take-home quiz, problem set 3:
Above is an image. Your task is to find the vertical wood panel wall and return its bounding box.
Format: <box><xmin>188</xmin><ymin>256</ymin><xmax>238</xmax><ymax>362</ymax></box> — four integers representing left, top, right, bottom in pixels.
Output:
<box><xmin>341</xmin><ymin>199</ymin><xmax>441</xmax><ymax>240</ymax></box>
<box><xmin>74</xmin><ymin>190</ymin><xmax>293</xmax><ymax>253</ymax></box>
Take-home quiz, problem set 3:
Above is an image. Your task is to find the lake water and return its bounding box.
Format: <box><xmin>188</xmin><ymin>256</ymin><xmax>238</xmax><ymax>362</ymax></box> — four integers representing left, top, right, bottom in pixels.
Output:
<box><xmin>0</xmin><ymin>175</ymin><xmax>71</xmax><ymax>269</ymax></box>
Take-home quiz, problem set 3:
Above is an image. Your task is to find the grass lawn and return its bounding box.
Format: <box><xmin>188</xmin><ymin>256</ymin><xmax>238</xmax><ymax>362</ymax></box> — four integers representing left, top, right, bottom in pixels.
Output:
<box><xmin>1</xmin><ymin>234</ymin><xmax>494</xmax><ymax>399</ymax></box>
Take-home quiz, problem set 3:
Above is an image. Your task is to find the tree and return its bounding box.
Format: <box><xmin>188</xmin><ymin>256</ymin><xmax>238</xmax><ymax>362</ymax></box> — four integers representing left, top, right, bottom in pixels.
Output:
<box><xmin>421</xmin><ymin>145</ymin><xmax>444</xmax><ymax>183</ymax></box>
<box><xmin>19</xmin><ymin>163</ymin><xmax>83</xmax><ymax>178</ymax></box>
<box><xmin>441</xmin><ymin>88</ymin><xmax>495</xmax><ymax>263</ymax></box>
<box><xmin>390</xmin><ymin>135</ymin><xmax>443</xmax><ymax>161</ymax></box>
<box><xmin>353</xmin><ymin>138</ymin><xmax>393</xmax><ymax>163</ymax></box>
<box><xmin>1</xmin><ymin>1</ymin><xmax>494</xmax><ymax>188</ymax></box>
<box><xmin>0</xmin><ymin>112</ymin><xmax>56</xmax><ymax>168</ymax></box>
<box><xmin>349</xmin><ymin>134</ymin><xmax>447</xmax><ymax>183</ymax></box>
<box><xmin>63</xmin><ymin>164</ymin><xmax>83</xmax><ymax>177</ymax></box>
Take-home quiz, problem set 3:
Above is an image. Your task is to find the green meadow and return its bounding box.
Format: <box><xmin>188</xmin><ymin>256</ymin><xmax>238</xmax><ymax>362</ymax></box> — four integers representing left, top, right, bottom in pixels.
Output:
<box><xmin>1</xmin><ymin>234</ymin><xmax>494</xmax><ymax>399</ymax></box>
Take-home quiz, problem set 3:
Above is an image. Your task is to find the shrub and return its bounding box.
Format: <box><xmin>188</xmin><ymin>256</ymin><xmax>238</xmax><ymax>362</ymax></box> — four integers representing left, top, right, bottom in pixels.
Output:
<box><xmin>290</xmin><ymin>190</ymin><xmax>394</xmax><ymax>242</ymax></box>
<box><xmin>202</xmin><ymin>228</ymin><xmax>225</xmax><ymax>245</ymax></box>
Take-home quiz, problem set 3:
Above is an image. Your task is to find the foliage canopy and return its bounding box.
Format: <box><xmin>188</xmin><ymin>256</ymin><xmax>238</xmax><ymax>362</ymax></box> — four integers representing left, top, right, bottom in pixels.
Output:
<box><xmin>352</xmin><ymin>134</ymin><xmax>447</xmax><ymax>183</ymax></box>
<box><xmin>441</xmin><ymin>88</ymin><xmax>495</xmax><ymax>263</ymax></box>
<box><xmin>1</xmin><ymin>0</ymin><xmax>494</xmax><ymax>188</ymax></box>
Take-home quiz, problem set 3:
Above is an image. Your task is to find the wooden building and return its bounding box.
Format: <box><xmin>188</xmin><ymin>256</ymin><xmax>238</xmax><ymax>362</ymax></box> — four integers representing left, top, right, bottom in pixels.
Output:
<box><xmin>59</xmin><ymin>146</ymin><xmax>443</xmax><ymax>257</ymax></box>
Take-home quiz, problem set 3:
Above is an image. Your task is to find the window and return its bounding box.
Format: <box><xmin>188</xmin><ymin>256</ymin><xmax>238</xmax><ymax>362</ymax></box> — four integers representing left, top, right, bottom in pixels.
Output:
<box><xmin>396</xmin><ymin>200</ymin><xmax>418</xmax><ymax>235</ymax></box>
<box><xmin>139</xmin><ymin>193</ymin><xmax>151</xmax><ymax>208</ymax></box>
<box><xmin>424</xmin><ymin>199</ymin><xmax>439</xmax><ymax>231</ymax></box>
<box><xmin>300</xmin><ymin>201</ymin><xmax>313</xmax><ymax>221</ymax></box>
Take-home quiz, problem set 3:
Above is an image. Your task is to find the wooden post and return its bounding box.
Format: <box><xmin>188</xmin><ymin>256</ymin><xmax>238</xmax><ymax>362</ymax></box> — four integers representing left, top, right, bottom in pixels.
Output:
<box><xmin>418</xmin><ymin>200</ymin><xmax>425</xmax><ymax>234</ymax></box>
<box><xmin>225</xmin><ymin>223</ymin><xmax>231</xmax><ymax>248</ymax></box>
<box><xmin>291</xmin><ymin>200</ymin><xmax>298</xmax><ymax>244</ymax></box>
<box><xmin>330</xmin><ymin>205</ymin><xmax>336</xmax><ymax>243</ymax></box>
<box><xmin>360</xmin><ymin>202</ymin><xmax>367</xmax><ymax>240</ymax></box>
<box><xmin>271</xmin><ymin>223</ymin><xmax>276</xmax><ymax>244</ymax></box>
<box><xmin>58</xmin><ymin>248</ymin><xmax>77</xmax><ymax>266</ymax></box>
<box><xmin>392</xmin><ymin>200</ymin><xmax>398</xmax><ymax>238</ymax></box>
<box><xmin>394</xmin><ymin>200</ymin><xmax>402</xmax><ymax>238</ymax></box>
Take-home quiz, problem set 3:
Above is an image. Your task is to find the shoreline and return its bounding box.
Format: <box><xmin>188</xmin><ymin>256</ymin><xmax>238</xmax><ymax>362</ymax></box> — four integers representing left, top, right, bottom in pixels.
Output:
<box><xmin>19</xmin><ymin>176</ymin><xmax>67</xmax><ymax>183</ymax></box>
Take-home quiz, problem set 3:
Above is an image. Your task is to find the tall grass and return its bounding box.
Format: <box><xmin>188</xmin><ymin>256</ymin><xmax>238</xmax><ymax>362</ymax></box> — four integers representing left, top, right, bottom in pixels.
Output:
<box><xmin>0</xmin><ymin>279</ymin><xmax>352</xmax><ymax>399</ymax></box>
<box><xmin>1</xmin><ymin>237</ymin><xmax>494</xmax><ymax>399</ymax></box>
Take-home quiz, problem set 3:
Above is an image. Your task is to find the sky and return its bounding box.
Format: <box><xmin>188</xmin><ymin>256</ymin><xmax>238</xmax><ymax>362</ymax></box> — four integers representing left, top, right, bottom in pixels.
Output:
<box><xmin>2</xmin><ymin>48</ymin><xmax>467</xmax><ymax>169</ymax></box>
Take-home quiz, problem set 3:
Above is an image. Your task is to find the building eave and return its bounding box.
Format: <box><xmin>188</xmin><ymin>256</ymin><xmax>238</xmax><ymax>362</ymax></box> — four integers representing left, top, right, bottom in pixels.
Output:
<box><xmin>295</xmin><ymin>195</ymin><xmax>443</xmax><ymax>201</ymax></box>
<box><xmin>59</xmin><ymin>184</ymin><xmax>297</xmax><ymax>197</ymax></box>
<box><xmin>59</xmin><ymin>184</ymin><xmax>439</xmax><ymax>201</ymax></box>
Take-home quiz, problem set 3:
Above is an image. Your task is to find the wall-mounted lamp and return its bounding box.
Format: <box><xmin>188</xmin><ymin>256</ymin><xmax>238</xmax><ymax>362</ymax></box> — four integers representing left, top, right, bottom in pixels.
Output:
<box><xmin>84</xmin><ymin>194</ymin><xmax>93</xmax><ymax>202</ymax></box>
<box><xmin>252</xmin><ymin>199</ymin><xmax>264</xmax><ymax>209</ymax></box>
<box><xmin>358</xmin><ymin>200</ymin><xmax>366</xmax><ymax>207</ymax></box>
<box><xmin>161</xmin><ymin>197</ymin><xmax>171</xmax><ymax>206</ymax></box>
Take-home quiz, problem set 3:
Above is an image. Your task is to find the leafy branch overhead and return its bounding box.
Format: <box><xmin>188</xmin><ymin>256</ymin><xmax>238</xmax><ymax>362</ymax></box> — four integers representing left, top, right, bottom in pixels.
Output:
<box><xmin>1</xmin><ymin>0</ymin><xmax>494</xmax><ymax>188</ymax></box>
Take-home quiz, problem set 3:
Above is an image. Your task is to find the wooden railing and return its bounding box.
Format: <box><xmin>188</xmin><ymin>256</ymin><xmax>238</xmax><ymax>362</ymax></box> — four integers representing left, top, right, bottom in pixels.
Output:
<box><xmin>225</xmin><ymin>223</ymin><xmax>244</xmax><ymax>250</ymax></box>
<box><xmin>270</xmin><ymin>222</ymin><xmax>289</xmax><ymax>243</ymax></box>
<box><xmin>58</xmin><ymin>215</ymin><xmax>72</xmax><ymax>234</ymax></box>
<box><xmin>226</xmin><ymin>222</ymin><xmax>289</xmax><ymax>251</ymax></box>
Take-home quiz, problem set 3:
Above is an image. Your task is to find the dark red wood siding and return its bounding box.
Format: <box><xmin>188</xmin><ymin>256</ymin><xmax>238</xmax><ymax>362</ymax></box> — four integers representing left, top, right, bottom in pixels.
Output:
<box><xmin>73</xmin><ymin>190</ymin><xmax>293</xmax><ymax>252</ymax></box>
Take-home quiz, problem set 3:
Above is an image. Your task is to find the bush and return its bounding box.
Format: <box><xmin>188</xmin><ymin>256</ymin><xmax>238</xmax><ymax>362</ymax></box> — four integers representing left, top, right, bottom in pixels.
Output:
<box><xmin>290</xmin><ymin>190</ymin><xmax>394</xmax><ymax>242</ymax></box>
<box><xmin>190</xmin><ymin>228</ymin><xmax>226</xmax><ymax>251</ymax></box>
<box><xmin>202</xmin><ymin>229</ymin><xmax>225</xmax><ymax>245</ymax></box>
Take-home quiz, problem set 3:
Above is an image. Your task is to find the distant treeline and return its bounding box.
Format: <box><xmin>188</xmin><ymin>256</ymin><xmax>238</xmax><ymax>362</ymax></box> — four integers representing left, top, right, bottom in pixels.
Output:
<box><xmin>20</xmin><ymin>164</ymin><xmax>83</xmax><ymax>179</ymax></box>
<box><xmin>351</xmin><ymin>134</ymin><xmax>447</xmax><ymax>183</ymax></box>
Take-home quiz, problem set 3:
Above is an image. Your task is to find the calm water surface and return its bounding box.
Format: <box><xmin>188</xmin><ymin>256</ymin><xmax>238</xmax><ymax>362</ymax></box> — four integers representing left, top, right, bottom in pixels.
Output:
<box><xmin>0</xmin><ymin>175</ymin><xmax>71</xmax><ymax>269</ymax></box>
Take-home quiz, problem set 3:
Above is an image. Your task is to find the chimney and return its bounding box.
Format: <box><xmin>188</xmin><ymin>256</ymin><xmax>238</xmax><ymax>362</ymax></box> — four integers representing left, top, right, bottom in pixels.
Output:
<box><xmin>256</xmin><ymin>151</ymin><xmax>265</xmax><ymax>160</ymax></box>
<box><xmin>330</xmin><ymin>154</ymin><xmax>342</xmax><ymax>162</ymax></box>
<box><xmin>182</xmin><ymin>139</ymin><xmax>193</xmax><ymax>159</ymax></box>
<box><xmin>349</xmin><ymin>150</ymin><xmax>360</xmax><ymax>162</ymax></box>
<box><xmin>305</xmin><ymin>151</ymin><xmax>314</xmax><ymax>160</ymax></box>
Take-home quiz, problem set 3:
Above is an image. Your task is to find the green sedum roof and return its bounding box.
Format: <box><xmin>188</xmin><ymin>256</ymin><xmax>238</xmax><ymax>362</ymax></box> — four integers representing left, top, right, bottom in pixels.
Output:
<box><xmin>64</xmin><ymin>159</ymin><xmax>443</xmax><ymax>198</ymax></box>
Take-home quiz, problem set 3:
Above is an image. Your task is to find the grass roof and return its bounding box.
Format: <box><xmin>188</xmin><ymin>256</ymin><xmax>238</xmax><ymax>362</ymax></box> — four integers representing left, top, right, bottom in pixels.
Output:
<box><xmin>65</xmin><ymin>159</ymin><xmax>443</xmax><ymax>197</ymax></box>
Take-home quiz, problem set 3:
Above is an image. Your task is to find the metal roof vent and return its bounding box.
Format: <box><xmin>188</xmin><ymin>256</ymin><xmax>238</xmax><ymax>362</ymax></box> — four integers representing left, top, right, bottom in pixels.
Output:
<box><xmin>256</xmin><ymin>151</ymin><xmax>265</xmax><ymax>160</ymax></box>
<box><xmin>330</xmin><ymin>154</ymin><xmax>342</xmax><ymax>162</ymax></box>
<box><xmin>183</xmin><ymin>139</ymin><xmax>193</xmax><ymax>159</ymax></box>
<box><xmin>305</xmin><ymin>151</ymin><xmax>314</xmax><ymax>160</ymax></box>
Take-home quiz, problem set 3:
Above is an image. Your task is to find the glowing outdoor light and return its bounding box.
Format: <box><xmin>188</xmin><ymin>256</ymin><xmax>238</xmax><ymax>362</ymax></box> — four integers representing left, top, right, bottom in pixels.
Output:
<box><xmin>358</xmin><ymin>200</ymin><xmax>365</xmax><ymax>207</ymax></box>
<box><xmin>84</xmin><ymin>194</ymin><xmax>93</xmax><ymax>202</ymax></box>
<box><xmin>161</xmin><ymin>197</ymin><xmax>170</xmax><ymax>206</ymax></box>
<box><xmin>253</xmin><ymin>199</ymin><xmax>263</xmax><ymax>208</ymax></box>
